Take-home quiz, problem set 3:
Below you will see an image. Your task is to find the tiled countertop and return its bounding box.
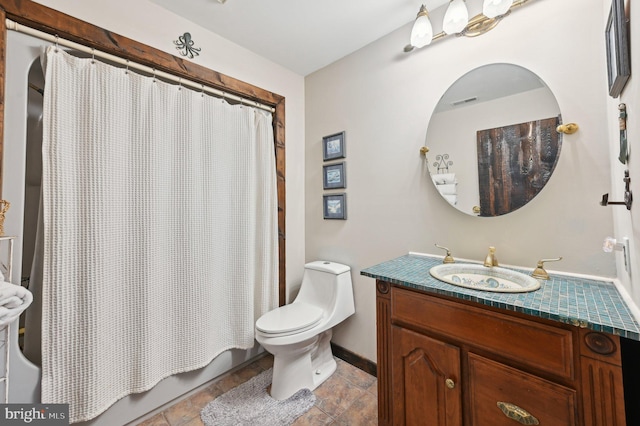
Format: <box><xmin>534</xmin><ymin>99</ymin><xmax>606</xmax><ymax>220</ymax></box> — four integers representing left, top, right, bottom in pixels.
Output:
<box><xmin>361</xmin><ymin>253</ymin><xmax>640</xmax><ymax>341</ymax></box>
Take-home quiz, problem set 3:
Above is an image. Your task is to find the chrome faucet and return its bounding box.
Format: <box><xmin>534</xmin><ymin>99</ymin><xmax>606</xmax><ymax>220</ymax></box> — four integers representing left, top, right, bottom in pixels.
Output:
<box><xmin>484</xmin><ymin>246</ymin><xmax>498</xmax><ymax>267</ymax></box>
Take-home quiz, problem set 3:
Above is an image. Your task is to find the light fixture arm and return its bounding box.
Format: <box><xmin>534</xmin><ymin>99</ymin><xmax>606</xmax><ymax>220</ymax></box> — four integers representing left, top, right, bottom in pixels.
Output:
<box><xmin>405</xmin><ymin>0</ymin><xmax>533</xmax><ymax>52</ymax></box>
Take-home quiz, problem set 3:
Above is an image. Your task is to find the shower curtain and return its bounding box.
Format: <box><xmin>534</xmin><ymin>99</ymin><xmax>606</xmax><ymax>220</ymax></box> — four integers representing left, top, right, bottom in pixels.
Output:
<box><xmin>39</xmin><ymin>47</ymin><xmax>279</xmax><ymax>422</ymax></box>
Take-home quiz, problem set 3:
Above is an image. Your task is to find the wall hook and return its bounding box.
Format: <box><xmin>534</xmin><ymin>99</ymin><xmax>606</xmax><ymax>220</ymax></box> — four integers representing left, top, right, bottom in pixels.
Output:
<box><xmin>618</xmin><ymin>103</ymin><xmax>628</xmax><ymax>164</ymax></box>
<box><xmin>600</xmin><ymin>170</ymin><xmax>632</xmax><ymax>210</ymax></box>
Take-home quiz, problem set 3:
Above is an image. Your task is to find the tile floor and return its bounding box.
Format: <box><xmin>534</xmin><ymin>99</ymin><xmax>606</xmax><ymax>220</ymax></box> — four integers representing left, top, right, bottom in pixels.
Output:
<box><xmin>135</xmin><ymin>355</ymin><xmax>378</xmax><ymax>426</ymax></box>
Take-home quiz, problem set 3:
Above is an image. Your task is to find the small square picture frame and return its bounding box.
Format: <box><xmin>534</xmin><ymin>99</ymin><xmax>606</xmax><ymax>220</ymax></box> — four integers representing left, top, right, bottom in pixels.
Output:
<box><xmin>323</xmin><ymin>193</ymin><xmax>347</xmax><ymax>220</ymax></box>
<box><xmin>322</xmin><ymin>131</ymin><xmax>346</xmax><ymax>161</ymax></box>
<box><xmin>323</xmin><ymin>162</ymin><xmax>346</xmax><ymax>190</ymax></box>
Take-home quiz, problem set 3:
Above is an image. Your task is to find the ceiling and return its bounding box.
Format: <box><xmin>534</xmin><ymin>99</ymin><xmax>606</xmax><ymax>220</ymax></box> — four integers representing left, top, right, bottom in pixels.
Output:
<box><xmin>150</xmin><ymin>0</ymin><xmax>450</xmax><ymax>76</ymax></box>
<box><xmin>435</xmin><ymin>64</ymin><xmax>547</xmax><ymax>113</ymax></box>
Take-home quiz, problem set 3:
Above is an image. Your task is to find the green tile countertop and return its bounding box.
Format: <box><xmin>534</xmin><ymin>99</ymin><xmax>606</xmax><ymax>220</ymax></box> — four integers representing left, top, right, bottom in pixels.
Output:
<box><xmin>361</xmin><ymin>253</ymin><xmax>640</xmax><ymax>341</ymax></box>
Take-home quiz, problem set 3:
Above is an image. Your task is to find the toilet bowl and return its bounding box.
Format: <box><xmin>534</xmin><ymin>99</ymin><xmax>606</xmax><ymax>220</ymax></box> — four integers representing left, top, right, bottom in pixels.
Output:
<box><xmin>255</xmin><ymin>261</ymin><xmax>355</xmax><ymax>400</ymax></box>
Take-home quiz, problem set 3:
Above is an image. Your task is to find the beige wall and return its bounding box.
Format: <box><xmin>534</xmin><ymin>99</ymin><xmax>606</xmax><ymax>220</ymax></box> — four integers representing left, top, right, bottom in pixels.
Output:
<box><xmin>32</xmin><ymin>0</ymin><xmax>307</xmax><ymax>297</ymax></box>
<box><xmin>306</xmin><ymin>0</ymin><xmax>617</xmax><ymax>362</ymax></box>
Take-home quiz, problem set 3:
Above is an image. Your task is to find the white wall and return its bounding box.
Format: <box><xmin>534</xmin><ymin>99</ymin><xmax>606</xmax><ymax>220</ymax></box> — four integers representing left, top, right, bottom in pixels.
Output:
<box><xmin>609</xmin><ymin>0</ymin><xmax>640</xmax><ymax>305</ymax></box>
<box><xmin>306</xmin><ymin>0</ymin><xmax>615</xmax><ymax>362</ymax></box>
<box><xmin>32</xmin><ymin>0</ymin><xmax>307</xmax><ymax>299</ymax></box>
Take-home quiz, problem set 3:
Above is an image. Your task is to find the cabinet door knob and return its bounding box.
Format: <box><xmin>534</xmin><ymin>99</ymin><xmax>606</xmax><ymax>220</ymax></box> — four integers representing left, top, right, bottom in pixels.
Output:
<box><xmin>497</xmin><ymin>402</ymin><xmax>539</xmax><ymax>425</ymax></box>
<box><xmin>445</xmin><ymin>378</ymin><xmax>455</xmax><ymax>389</ymax></box>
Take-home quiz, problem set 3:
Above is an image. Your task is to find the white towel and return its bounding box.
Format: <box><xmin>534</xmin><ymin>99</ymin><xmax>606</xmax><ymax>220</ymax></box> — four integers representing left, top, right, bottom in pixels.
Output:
<box><xmin>432</xmin><ymin>173</ymin><xmax>456</xmax><ymax>185</ymax></box>
<box><xmin>436</xmin><ymin>183</ymin><xmax>457</xmax><ymax>195</ymax></box>
<box><xmin>0</xmin><ymin>281</ymin><xmax>33</xmax><ymax>327</ymax></box>
<box><xmin>443</xmin><ymin>194</ymin><xmax>457</xmax><ymax>205</ymax></box>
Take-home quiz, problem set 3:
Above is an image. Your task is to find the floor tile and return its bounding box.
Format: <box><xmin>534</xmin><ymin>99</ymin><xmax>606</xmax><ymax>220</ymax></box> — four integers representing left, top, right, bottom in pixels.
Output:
<box><xmin>333</xmin><ymin>391</ymin><xmax>378</xmax><ymax>425</ymax></box>
<box><xmin>136</xmin><ymin>413</ymin><xmax>170</xmax><ymax>426</ymax></box>
<box><xmin>365</xmin><ymin>378</ymin><xmax>378</xmax><ymax>397</ymax></box>
<box><xmin>256</xmin><ymin>353</ymin><xmax>274</xmax><ymax>370</ymax></box>
<box><xmin>182</xmin><ymin>416</ymin><xmax>204</xmax><ymax>426</ymax></box>
<box><xmin>335</xmin><ymin>358</ymin><xmax>377</xmax><ymax>389</ymax></box>
<box><xmin>136</xmin><ymin>355</ymin><xmax>378</xmax><ymax>426</ymax></box>
<box><xmin>292</xmin><ymin>406</ymin><xmax>334</xmax><ymax>425</ymax></box>
<box><xmin>162</xmin><ymin>396</ymin><xmax>201</xmax><ymax>426</ymax></box>
<box><xmin>215</xmin><ymin>362</ymin><xmax>264</xmax><ymax>393</ymax></box>
<box><xmin>188</xmin><ymin>384</ymin><xmax>225</xmax><ymax>412</ymax></box>
<box><xmin>313</xmin><ymin>373</ymin><xmax>365</xmax><ymax>418</ymax></box>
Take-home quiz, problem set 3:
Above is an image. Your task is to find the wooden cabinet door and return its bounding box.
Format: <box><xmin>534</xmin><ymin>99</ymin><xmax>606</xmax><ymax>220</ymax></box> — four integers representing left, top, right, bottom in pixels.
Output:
<box><xmin>468</xmin><ymin>353</ymin><xmax>577</xmax><ymax>426</ymax></box>
<box><xmin>392</xmin><ymin>326</ymin><xmax>462</xmax><ymax>426</ymax></box>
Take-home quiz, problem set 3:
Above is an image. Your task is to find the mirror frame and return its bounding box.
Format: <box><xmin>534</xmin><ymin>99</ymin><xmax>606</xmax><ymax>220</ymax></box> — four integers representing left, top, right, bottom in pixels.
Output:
<box><xmin>0</xmin><ymin>0</ymin><xmax>287</xmax><ymax>304</ymax></box>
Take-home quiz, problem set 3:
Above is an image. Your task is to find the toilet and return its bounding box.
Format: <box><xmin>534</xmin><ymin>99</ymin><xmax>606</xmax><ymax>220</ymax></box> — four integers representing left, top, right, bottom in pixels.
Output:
<box><xmin>255</xmin><ymin>260</ymin><xmax>355</xmax><ymax>400</ymax></box>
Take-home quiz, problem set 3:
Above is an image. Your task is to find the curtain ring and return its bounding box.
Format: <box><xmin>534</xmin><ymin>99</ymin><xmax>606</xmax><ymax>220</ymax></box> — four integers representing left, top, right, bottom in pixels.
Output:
<box><xmin>201</xmin><ymin>84</ymin><xmax>204</xmax><ymax>97</ymax></box>
<box><xmin>125</xmin><ymin>59</ymin><xmax>129</xmax><ymax>75</ymax></box>
<box><xmin>178</xmin><ymin>77</ymin><xmax>182</xmax><ymax>91</ymax></box>
<box><xmin>54</xmin><ymin>35</ymin><xmax>59</xmax><ymax>53</ymax></box>
<box><xmin>222</xmin><ymin>92</ymin><xmax>226</xmax><ymax>103</ymax></box>
<box><xmin>91</xmin><ymin>48</ymin><xmax>95</xmax><ymax>64</ymax></box>
<box><xmin>152</xmin><ymin>68</ymin><xmax>156</xmax><ymax>83</ymax></box>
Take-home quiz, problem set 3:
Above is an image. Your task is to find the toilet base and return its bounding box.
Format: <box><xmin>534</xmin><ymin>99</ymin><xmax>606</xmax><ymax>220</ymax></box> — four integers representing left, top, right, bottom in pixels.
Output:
<box><xmin>266</xmin><ymin>329</ymin><xmax>336</xmax><ymax>400</ymax></box>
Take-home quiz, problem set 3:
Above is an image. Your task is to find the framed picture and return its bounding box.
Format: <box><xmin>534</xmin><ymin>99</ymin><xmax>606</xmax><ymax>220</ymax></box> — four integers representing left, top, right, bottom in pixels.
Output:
<box><xmin>322</xmin><ymin>131</ymin><xmax>346</xmax><ymax>161</ymax></box>
<box><xmin>605</xmin><ymin>0</ymin><xmax>630</xmax><ymax>98</ymax></box>
<box><xmin>323</xmin><ymin>193</ymin><xmax>347</xmax><ymax>220</ymax></box>
<box><xmin>323</xmin><ymin>162</ymin><xmax>346</xmax><ymax>190</ymax></box>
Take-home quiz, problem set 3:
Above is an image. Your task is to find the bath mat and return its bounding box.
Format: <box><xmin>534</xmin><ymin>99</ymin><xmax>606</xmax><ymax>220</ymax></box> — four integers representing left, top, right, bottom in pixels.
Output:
<box><xmin>200</xmin><ymin>369</ymin><xmax>316</xmax><ymax>426</ymax></box>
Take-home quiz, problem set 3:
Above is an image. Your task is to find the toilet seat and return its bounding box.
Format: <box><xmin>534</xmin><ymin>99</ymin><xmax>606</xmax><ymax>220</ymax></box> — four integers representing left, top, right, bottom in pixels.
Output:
<box><xmin>256</xmin><ymin>302</ymin><xmax>323</xmax><ymax>336</ymax></box>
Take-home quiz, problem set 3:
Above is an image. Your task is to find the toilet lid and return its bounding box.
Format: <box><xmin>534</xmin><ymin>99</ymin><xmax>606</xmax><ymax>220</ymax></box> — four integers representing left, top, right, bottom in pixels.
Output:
<box><xmin>256</xmin><ymin>302</ymin><xmax>323</xmax><ymax>335</ymax></box>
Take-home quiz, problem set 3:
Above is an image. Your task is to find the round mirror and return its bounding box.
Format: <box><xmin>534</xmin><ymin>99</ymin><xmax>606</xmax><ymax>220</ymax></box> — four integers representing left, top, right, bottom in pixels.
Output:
<box><xmin>426</xmin><ymin>63</ymin><xmax>562</xmax><ymax>217</ymax></box>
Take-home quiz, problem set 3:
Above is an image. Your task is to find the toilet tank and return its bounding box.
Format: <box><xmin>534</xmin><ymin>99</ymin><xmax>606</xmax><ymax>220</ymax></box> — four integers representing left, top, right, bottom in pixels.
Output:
<box><xmin>295</xmin><ymin>261</ymin><xmax>354</xmax><ymax>320</ymax></box>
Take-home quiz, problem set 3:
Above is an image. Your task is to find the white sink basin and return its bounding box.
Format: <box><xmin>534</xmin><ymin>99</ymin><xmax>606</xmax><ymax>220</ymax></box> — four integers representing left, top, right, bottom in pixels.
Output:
<box><xmin>429</xmin><ymin>263</ymin><xmax>541</xmax><ymax>293</ymax></box>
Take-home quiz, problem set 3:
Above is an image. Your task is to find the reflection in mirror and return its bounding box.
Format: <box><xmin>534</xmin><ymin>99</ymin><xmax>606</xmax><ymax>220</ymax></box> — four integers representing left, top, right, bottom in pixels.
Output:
<box><xmin>426</xmin><ymin>63</ymin><xmax>562</xmax><ymax>217</ymax></box>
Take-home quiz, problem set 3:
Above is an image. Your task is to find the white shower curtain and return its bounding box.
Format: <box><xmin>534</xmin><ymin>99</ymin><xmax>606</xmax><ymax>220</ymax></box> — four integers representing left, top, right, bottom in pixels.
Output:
<box><xmin>39</xmin><ymin>47</ymin><xmax>279</xmax><ymax>422</ymax></box>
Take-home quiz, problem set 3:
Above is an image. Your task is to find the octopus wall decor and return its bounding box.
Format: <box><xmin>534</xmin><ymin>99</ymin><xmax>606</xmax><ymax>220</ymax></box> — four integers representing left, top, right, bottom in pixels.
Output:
<box><xmin>174</xmin><ymin>32</ymin><xmax>201</xmax><ymax>59</ymax></box>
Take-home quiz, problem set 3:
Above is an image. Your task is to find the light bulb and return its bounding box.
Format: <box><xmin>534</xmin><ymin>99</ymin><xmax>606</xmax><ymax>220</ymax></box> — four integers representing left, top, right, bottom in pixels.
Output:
<box><xmin>482</xmin><ymin>0</ymin><xmax>513</xmax><ymax>18</ymax></box>
<box><xmin>410</xmin><ymin>5</ymin><xmax>433</xmax><ymax>48</ymax></box>
<box><xmin>443</xmin><ymin>0</ymin><xmax>469</xmax><ymax>35</ymax></box>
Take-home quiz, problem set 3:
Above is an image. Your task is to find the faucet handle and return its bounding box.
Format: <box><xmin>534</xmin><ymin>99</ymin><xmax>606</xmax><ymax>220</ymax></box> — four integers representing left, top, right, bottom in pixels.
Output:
<box><xmin>484</xmin><ymin>246</ymin><xmax>498</xmax><ymax>267</ymax></box>
<box><xmin>532</xmin><ymin>257</ymin><xmax>563</xmax><ymax>280</ymax></box>
<box><xmin>434</xmin><ymin>244</ymin><xmax>455</xmax><ymax>264</ymax></box>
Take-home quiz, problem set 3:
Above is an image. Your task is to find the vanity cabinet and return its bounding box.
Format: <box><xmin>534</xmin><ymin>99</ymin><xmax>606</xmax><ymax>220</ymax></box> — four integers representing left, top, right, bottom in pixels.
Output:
<box><xmin>376</xmin><ymin>280</ymin><xmax>627</xmax><ymax>426</ymax></box>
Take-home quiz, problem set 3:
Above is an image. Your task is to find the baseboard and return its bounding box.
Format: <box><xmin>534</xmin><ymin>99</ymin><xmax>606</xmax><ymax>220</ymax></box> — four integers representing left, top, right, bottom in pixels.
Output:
<box><xmin>331</xmin><ymin>343</ymin><xmax>377</xmax><ymax>377</ymax></box>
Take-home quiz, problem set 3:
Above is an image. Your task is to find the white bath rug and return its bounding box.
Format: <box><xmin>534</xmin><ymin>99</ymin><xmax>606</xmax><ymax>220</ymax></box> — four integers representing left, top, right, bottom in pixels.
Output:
<box><xmin>200</xmin><ymin>369</ymin><xmax>316</xmax><ymax>426</ymax></box>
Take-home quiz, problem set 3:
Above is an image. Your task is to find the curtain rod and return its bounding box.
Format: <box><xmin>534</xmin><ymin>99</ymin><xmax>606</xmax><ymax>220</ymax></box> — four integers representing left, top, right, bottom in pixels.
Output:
<box><xmin>5</xmin><ymin>19</ymin><xmax>275</xmax><ymax>113</ymax></box>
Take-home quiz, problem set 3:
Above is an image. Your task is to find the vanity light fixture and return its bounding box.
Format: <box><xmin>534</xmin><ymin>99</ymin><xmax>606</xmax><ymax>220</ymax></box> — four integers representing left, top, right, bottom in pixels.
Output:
<box><xmin>482</xmin><ymin>0</ymin><xmax>514</xmax><ymax>18</ymax></box>
<box><xmin>406</xmin><ymin>0</ymin><xmax>531</xmax><ymax>52</ymax></box>
<box><xmin>410</xmin><ymin>5</ymin><xmax>434</xmax><ymax>48</ymax></box>
<box><xmin>443</xmin><ymin>0</ymin><xmax>469</xmax><ymax>34</ymax></box>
